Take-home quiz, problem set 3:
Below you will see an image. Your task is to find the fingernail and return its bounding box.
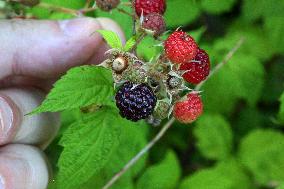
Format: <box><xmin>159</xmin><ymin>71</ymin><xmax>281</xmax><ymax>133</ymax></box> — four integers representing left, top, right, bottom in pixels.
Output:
<box><xmin>0</xmin><ymin>145</ymin><xmax>49</xmax><ymax>189</ymax></box>
<box><xmin>0</xmin><ymin>95</ymin><xmax>20</xmax><ymax>145</ymax></box>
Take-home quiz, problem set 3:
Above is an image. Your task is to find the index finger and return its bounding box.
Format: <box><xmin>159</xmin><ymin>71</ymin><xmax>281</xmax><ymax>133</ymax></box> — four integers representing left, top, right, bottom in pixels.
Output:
<box><xmin>0</xmin><ymin>17</ymin><xmax>125</xmax><ymax>80</ymax></box>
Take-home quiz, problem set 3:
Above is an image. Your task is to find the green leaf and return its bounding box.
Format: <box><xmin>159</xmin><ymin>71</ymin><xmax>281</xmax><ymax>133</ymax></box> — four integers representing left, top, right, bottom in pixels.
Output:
<box><xmin>180</xmin><ymin>159</ymin><xmax>252</xmax><ymax>189</ymax></box>
<box><xmin>264</xmin><ymin>16</ymin><xmax>284</xmax><ymax>54</ymax></box>
<box><xmin>235</xmin><ymin>107</ymin><xmax>265</xmax><ymax>138</ymax></box>
<box><xmin>81</xmin><ymin>173</ymin><xmax>134</xmax><ymax>189</ymax></box>
<box><xmin>279</xmin><ymin>92</ymin><xmax>284</xmax><ymax>124</ymax></box>
<box><xmin>241</xmin><ymin>0</ymin><xmax>284</xmax><ymax>22</ymax></box>
<box><xmin>194</xmin><ymin>114</ymin><xmax>233</xmax><ymax>160</ymax></box>
<box><xmin>165</xmin><ymin>0</ymin><xmax>201</xmax><ymax>27</ymax></box>
<box><xmin>29</xmin><ymin>0</ymin><xmax>85</xmax><ymax>18</ymax></box>
<box><xmin>202</xmin><ymin>49</ymin><xmax>264</xmax><ymax>114</ymax></box>
<box><xmin>227</xmin><ymin>22</ymin><xmax>275</xmax><ymax>61</ymax></box>
<box><xmin>202</xmin><ymin>34</ymin><xmax>265</xmax><ymax>114</ymax></box>
<box><xmin>124</xmin><ymin>36</ymin><xmax>136</xmax><ymax>51</ymax></box>
<box><xmin>228</xmin><ymin>55</ymin><xmax>265</xmax><ymax>106</ymax></box>
<box><xmin>241</xmin><ymin>0</ymin><xmax>264</xmax><ymax>22</ymax></box>
<box><xmin>97</xmin><ymin>30</ymin><xmax>123</xmax><ymax>50</ymax></box>
<box><xmin>277</xmin><ymin>183</ymin><xmax>284</xmax><ymax>189</ymax></box>
<box><xmin>115</xmin><ymin>121</ymin><xmax>149</xmax><ymax>177</ymax></box>
<box><xmin>137</xmin><ymin>150</ymin><xmax>181</xmax><ymax>189</ymax></box>
<box><xmin>202</xmin><ymin>63</ymin><xmax>239</xmax><ymax>114</ymax></box>
<box><xmin>200</xmin><ymin>0</ymin><xmax>236</xmax><ymax>14</ymax></box>
<box><xmin>239</xmin><ymin>129</ymin><xmax>284</xmax><ymax>185</ymax></box>
<box><xmin>46</xmin><ymin>0</ymin><xmax>85</xmax><ymax>8</ymax></box>
<box><xmin>137</xmin><ymin>36</ymin><xmax>161</xmax><ymax>61</ymax></box>
<box><xmin>94</xmin><ymin>0</ymin><xmax>133</xmax><ymax>38</ymax></box>
<box><xmin>262</xmin><ymin>59</ymin><xmax>284</xmax><ymax>103</ymax></box>
<box><xmin>81</xmin><ymin>121</ymin><xmax>149</xmax><ymax>189</ymax></box>
<box><xmin>188</xmin><ymin>27</ymin><xmax>206</xmax><ymax>43</ymax></box>
<box><xmin>103</xmin><ymin>121</ymin><xmax>149</xmax><ymax>187</ymax></box>
<box><xmin>32</xmin><ymin>66</ymin><xmax>114</xmax><ymax>114</ymax></box>
<box><xmin>48</xmin><ymin>12</ymin><xmax>75</xmax><ymax>20</ymax></box>
<box><xmin>57</xmin><ymin>107</ymin><xmax>122</xmax><ymax>189</ymax></box>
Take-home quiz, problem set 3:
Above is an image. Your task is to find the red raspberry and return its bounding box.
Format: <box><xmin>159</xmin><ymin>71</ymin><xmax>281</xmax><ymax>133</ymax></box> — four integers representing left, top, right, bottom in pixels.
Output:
<box><xmin>142</xmin><ymin>13</ymin><xmax>166</xmax><ymax>37</ymax></box>
<box><xmin>173</xmin><ymin>93</ymin><xmax>203</xmax><ymax>123</ymax></box>
<box><xmin>180</xmin><ymin>48</ymin><xmax>210</xmax><ymax>84</ymax></box>
<box><xmin>164</xmin><ymin>31</ymin><xmax>198</xmax><ymax>64</ymax></box>
<box><xmin>134</xmin><ymin>0</ymin><xmax>166</xmax><ymax>17</ymax></box>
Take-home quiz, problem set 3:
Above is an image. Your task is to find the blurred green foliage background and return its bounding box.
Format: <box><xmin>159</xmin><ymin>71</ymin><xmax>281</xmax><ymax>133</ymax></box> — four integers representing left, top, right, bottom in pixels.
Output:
<box><xmin>4</xmin><ymin>0</ymin><xmax>284</xmax><ymax>188</ymax></box>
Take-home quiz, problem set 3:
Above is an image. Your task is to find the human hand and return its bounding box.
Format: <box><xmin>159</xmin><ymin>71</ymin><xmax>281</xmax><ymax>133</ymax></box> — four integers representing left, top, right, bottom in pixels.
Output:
<box><xmin>0</xmin><ymin>17</ymin><xmax>124</xmax><ymax>189</ymax></box>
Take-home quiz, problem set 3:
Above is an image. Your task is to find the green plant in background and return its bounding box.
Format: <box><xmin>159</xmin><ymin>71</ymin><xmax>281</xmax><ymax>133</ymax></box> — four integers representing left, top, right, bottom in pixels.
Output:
<box><xmin>4</xmin><ymin>0</ymin><xmax>284</xmax><ymax>189</ymax></box>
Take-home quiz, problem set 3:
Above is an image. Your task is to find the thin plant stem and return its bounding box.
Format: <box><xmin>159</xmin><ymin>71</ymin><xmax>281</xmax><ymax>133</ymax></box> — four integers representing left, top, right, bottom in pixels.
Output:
<box><xmin>129</xmin><ymin>32</ymin><xmax>147</xmax><ymax>52</ymax></box>
<box><xmin>84</xmin><ymin>0</ymin><xmax>92</xmax><ymax>8</ymax></box>
<box><xmin>102</xmin><ymin>118</ymin><xmax>175</xmax><ymax>189</ymax></box>
<box><xmin>117</xmin><ymin>7</ymin><xmax>133</xmax><ymax>17</ymax></box>
<box><xmin>79</xmin><ymin>6</ymin><xmax>97</xmax><ymax>14</ymax></box>
<box><xmin>36</xmin><ymin>2</ymin><xmax>78</xmax><ymax>16</ymax></box>
<box><xmin>121</xmin><ymin>2</ymin><xmax>132</xmax><ymax>6</ymax></box>
<box><xmin>35</xmin><ymin>2</ymin><xmax>97</xmax><ymax>16</ymax></box>
<box><xmin>102</xmin><ymin>37</ymin><xmax>245</xmax><ymax>189</ymax></box>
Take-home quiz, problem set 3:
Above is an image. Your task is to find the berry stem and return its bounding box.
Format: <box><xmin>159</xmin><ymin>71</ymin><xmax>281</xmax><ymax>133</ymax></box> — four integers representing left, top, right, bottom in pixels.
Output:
<box><xmin>79</xmin><ymin>6</ymin><xmax>97</xmax><ymax>15</ymax></box>
<box><xmin>6</xmin><ymin>0</ymin><xmax>38</xmax><ymax>6</ymax></box>
<box><xmin>102</xmin><ymin>37</ymin><xmax>245</xmax><ymax>189</ymax></box>
<box><xmin>117</xmin><ymin>7</ymin><xmax>133</xmax><ymax>17</ymax></box>
<box><xmin>132</xmin><ymin>15</ymin><xmax>137</xmax><ymax>35</ymax></box>
<box><xmin>121</xmin><ymin>2</ymin><xmax>132</xmax><ymax>6</ymax></box>
<box><xmin>84</xmin><ymin>0</ymin><xmax>93</xmax><ymax>8</ymax></box>
<box><xmin>129</xmin><ymin>32</ymin><xmax>147</xmax><ymax>52</ymax></box>
<box><xmin>148</xmin><ymin>54</ymin><xmax>166</xmax><ymax>73</ymax></box>
<box><xmin>35</xmin><ymin>2</ymin><xmax>97</xmax><ymax>16</ymax></box>
<box><xmin>35</xmin><ymin>2</ymin><xmax>79</xmax><ymax>16</ymax></box>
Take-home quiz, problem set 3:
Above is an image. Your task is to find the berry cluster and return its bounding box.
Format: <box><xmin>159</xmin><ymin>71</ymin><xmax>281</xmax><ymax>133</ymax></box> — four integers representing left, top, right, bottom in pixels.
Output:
<box><xmin>100</xmin><ymin>0</ymin><xmax>209</xmax><ymax>124</ymax></box>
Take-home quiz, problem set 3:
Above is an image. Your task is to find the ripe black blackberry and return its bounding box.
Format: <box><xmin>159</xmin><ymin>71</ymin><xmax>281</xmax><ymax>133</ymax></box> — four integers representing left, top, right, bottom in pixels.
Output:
<box><xmin>115</xmin><ymin>82</ymin><xmax>157</xmax><ymax>121</ymax></box>
<box><xmin>95</xmin><ymin>0</ymin><xmax>120</xmax><ymax>12</ymax></box>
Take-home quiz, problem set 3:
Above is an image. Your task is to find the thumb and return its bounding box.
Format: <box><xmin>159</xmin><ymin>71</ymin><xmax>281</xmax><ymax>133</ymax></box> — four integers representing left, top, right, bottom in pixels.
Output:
<box><xmin>0</xmin><ymin>17</ymin><xmax>125</xmax><ymax>80</ymax></box>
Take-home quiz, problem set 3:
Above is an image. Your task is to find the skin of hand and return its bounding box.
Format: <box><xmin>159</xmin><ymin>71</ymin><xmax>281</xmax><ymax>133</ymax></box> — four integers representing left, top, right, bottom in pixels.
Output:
<box><xmin>0</xmin><ymin>17</ymin><xmax>125</xmax><ymax>189</ymax></box>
